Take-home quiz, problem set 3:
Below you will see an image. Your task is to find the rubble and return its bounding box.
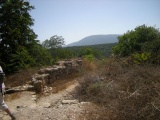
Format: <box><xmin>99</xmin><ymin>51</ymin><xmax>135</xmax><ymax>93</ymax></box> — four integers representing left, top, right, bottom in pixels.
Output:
<box><xmin>32</xmin><ymin>59</ymin><xmax>82</xmax><ymax>93</ymax></box>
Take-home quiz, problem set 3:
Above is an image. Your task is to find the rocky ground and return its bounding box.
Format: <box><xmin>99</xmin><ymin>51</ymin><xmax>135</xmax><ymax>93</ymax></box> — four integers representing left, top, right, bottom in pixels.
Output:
<box><xmin>0</xmin><ymin>78</ymin><xmax>98</xmax><ymax>120</ymax></box>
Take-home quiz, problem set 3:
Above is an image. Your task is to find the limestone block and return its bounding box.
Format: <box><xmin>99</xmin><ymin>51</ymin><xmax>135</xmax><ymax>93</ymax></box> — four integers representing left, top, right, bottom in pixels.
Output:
<box><xmin>45</xmin><ymin>68</ymin><xmax>55</xmax><ymax>74</ymax></box>
<box><xmin>64</xmin><ymin>61</ymin><xmax>73</xmax><ymax>67</ymax></box>
<box><xmin>34</xmin><ymin>74</ymin><xmax>49</xmax><ymax>80</ymax></box>
<box><xmin>76</xmin><ymin>59</ymin><xmax>82</xmax><ymax>65</ymax></box>
<box><xmin>61</xmin><ymin>100</ymin><xmax>79</xmax><ymax>104</ymax></box>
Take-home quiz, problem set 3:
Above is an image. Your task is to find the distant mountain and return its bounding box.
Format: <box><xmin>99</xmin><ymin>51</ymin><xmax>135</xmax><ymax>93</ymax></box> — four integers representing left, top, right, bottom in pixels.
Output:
<box><xmin>66</xmin><ymin>34</ymin><xmax>120</xmax><ymax>47</ymax></box>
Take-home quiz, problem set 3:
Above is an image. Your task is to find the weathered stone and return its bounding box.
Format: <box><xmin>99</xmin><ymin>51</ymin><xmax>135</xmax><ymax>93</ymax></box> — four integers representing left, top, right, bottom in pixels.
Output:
<box><xmin>41</xmin><ymin>103</ymin><xmax>51</xmax><ymax>108</ymax></box>
<box><xmin>31</xmin><ymin>59</ymin><xmax>82</xmax><ymax>93</ymax></box>
<box><xmin>24</xmin><ymin>85</ymin><xmax>34</xmax><ymax>91</ymax></box>
<box><xmin>61</xmin><ymin>100</ymin><xmax>79</xmax><ymax>104</ymax></box>
<box><xmin>76</xmin><ymin>59</ymin><xmax>82</xmax><ymax>65</ymax></box>
<box><xmin>45</xmin><ymin>68</ymin><xmax>55</xmax><ymax>74</ymax></box>
<box><xmin>64</xmin><ymin>61</ymin><xmax>73</xmax><ymax>67</ymax></box>
<box><xmin>37</xmin><ymin>69</ymin><xmax>45</xmax><ymax>74</ymax></box>
<box><xmin>34</xmin><ymin>74</ymin><xmax>49</xmax><ymax>81</ymax></box>
<box><xmin>31</xmin><ymin>97</ymin><xmax>37</xmax><ymax>102</ymax></box>
<box><xmin>5</xmin><ymin>89</ymin><xmax>22</xmax><ymax>94</ymax></box>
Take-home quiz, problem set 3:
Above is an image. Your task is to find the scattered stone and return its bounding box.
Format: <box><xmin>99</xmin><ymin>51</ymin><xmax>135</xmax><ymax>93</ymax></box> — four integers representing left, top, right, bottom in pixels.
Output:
<box><xmin>62</xmin><ymin>100</ymin><xmax>79</xmax><ymax>104</ymax></box>
<box><xmin>32</xmin><ymin>95</ymin><xmax>36</xmax><ymax>98</ymax></box>
<box><xmin>5</xmin><ymin>88</ymin><xmax>24</xmax><ymax>94</ymax></box>
<box><xmin>31</xmin><ymin>98</ymin><xmax>37</xmax><ymax>102</ymax></box>
<box><xmin>41</xmin><ymin>103</ymin><xmax>51</xmax><ymax>108</ymax></box>
<box><xmin>27</xmin><ymin>85</ymin><xmax>34</xmax><ymax>91</ymax></box>
<box><xmin>80</xmin><ymin>102</ymin><xmax>91</xmax><ymax>105</ymax></box>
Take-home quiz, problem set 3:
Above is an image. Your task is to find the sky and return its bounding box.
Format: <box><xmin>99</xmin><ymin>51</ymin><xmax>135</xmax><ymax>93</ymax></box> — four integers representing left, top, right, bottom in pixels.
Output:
<box><xmin>29</xmin><ymin>0</ymin><xmax>160</xmax><ymax>45</ymax></box>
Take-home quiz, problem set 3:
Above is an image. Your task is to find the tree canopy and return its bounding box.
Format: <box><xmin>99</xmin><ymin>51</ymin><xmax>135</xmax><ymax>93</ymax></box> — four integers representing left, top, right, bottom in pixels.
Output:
<box><xmin>0</xmin><ymin>0</ymin><xmax>53</xmax><ymax>73</ymax></box>
<box><xmin>112</xmin><ymin>25</ymin><xmax>160</xmax><ymax>64</ymax></box>
<box><xmin>42</xmin><ymin>35</ymin><xmax>65</xmax><ymax>49</ymax></box>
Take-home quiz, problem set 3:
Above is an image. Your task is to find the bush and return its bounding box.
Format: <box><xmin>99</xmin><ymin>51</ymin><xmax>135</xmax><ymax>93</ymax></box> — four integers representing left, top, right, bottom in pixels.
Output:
<box><xmin>84</xmin><ymin>54</ymin><xmax>95</xmax><ymax>61</ymax></box>
<box><xmin>112</xmin><ymin>25</ymin><xmax>160</xmax><ymax>64</ymax></box>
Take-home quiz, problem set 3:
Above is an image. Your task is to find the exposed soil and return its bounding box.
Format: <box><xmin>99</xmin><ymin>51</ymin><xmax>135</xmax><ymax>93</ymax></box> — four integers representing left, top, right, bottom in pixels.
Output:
<box><xmin>0</xmin><ymin>78</ymin><xmax>97</xmax><ymax>120</ymax></box>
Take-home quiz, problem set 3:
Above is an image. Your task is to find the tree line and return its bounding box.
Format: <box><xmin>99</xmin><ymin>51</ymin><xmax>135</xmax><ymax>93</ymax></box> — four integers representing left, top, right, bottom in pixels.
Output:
<box><xmin>0</xmin><ymin>0</ymin><xmax>104</xmax><ymax>74</ymax></box>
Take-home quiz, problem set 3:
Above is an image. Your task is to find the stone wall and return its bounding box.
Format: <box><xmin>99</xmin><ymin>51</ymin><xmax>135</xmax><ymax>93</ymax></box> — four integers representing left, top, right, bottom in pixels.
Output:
<box><xmin>32</xmin><ymin>59</ymin><xmax>82</xmax><ymax>93</ymax></box>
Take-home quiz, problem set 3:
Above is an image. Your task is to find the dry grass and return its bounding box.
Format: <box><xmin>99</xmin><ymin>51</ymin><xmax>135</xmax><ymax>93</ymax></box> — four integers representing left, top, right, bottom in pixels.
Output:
<box><xmin>50</xmin><ymin>74</ymin><xmax>79</xmax><ymax>93</ymax></box>
<box><xmin>5</xmin><ymin>92</ymin><xmax>22</xmax><ymax>102</ymax></box>
<box><xmin>76</xmin><ymin>58</ymin><xmax>160</xmax><ymax>120</ymax></box>
<box><xmin>5</xmin><ymin>68</ymin><xmax>38</xmax><ymax>87</ymax></box>
<box><xmin>81</xmin><ymin>59</ymin><xmax>97</xmax><ymax>72</ymax></box>
<box><xmin>77</xmin><ymin>104</ymin><xmax>110</xmax><ymax>120</ymax></box>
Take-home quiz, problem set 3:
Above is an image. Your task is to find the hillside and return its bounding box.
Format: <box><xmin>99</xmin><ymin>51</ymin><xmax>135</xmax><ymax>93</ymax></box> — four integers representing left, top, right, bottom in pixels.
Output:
<box><xmin>66</xmin><ymin>34</ymin><xmax>120</xmax><ymax>46</ymax></box>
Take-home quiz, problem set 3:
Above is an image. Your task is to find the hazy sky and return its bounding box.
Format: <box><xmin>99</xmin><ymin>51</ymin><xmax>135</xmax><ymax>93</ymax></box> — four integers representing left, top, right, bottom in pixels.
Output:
<box><xmin>29</xmin><ymin>0</ymin><xmax>160</xmax><ymax>45</ymax></box>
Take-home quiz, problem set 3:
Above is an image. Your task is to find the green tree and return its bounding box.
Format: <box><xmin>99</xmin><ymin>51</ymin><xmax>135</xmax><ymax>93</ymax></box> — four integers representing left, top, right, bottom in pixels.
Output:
<box><xmin>42</xmin><ymin>35</ymin><xmax>65</xmax><ymax>49</ymax></box>
<box><xmin>0</xmin><ymin>0</ymin><xmax>37</xmax><ymax>73</ymax></box>
<box><xmin>112</xmin><ymin>25</ymin><xmax>160</xmax><ymax>64</ymax></box>
<box><xmin>51</xmin><ymin>48</ymin><xmax>73</xmax><ymax>59</ymax></box>
<box><xmin>29</xmin><ymin>44</ymin><xmax>54</xmax><ymax>66</ymax></box>
<box><xmin>79</xmin><ymin>47</ymin><xmax>102</xmax><ymax>59</ymax></box>
<box><xmin>8</xmin><ymin>46</ymin><xmax>34</xmax><ymax>72</ymax></box>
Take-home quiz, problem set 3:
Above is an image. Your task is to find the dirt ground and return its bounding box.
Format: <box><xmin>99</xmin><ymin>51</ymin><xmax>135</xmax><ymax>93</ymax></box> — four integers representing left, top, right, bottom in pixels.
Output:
<box><xmin>0</xmin><ymin>78</ymin><xmax>97</xmax><ymax>120</ymax></box>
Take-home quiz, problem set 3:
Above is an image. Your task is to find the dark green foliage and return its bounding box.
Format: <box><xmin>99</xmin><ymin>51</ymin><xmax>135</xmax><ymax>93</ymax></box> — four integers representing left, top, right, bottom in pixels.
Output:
<box><xmin>64</xmin><ymin>43</ymin><xmax>116</xmax><ymax>58</ymax></box>
<box><xmin>0</xmin><ymin>0</ymin><xmax>53</xmax><ymax>74</ymax></box>
<box><xmin>0</xmin><ymin>0</ymin><xmax>38</xmax><ymax>73</ymax></box>
<box><xmin>29</xmin><ymin>44</ymin><xmax>54</xmax><ymax>66</ymax></box>
<box><xmin>49</xmin><ymin>48</ymin><xmax>73</xmax><ymax>60</ymax></box>
<box><xmin>112</xmin><ymin>25</ymin><xmax>160</xmax><ymax>64</ymax></box>
<box><xmin>8</xmin><ymin>46</ymin><xmax>34</xmax><ymax>72</ymax></box>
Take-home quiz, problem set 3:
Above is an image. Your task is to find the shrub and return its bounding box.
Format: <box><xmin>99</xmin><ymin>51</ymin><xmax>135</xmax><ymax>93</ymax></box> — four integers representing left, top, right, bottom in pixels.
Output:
<box><xmin>84</xmin><ymin>54</ymin><xmax>95</xmax><ymax>61</ymax></box>
<box><xmin>112</xmin><ymin>25</ymin><xmax>160</xmax><ymax>64</ymax></box>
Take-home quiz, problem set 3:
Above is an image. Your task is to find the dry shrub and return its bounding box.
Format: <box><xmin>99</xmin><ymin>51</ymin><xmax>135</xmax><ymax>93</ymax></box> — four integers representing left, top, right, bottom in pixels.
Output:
<box><xmin>77</xmin><ymin>104</ymin><xmax>110</xmax><ymax>120</ymax></box>
<box><xmin>113</xmin><ymin>65</ymin><xmax>160</xmax><ymax>120</ymax></box>
<box><xmin>81</xmin><ymin>59</ymin><xmax>97</xmax><ymax>72</ymax></box>
<box><xmin>76</xmin><ymin>58</ymin><xmax>160</xmax><ymax>120</ymax></box>
<box><xmin>5</xmin><ymin>68</ymin><xmax>38</xmax><ymax>87</ymax></box>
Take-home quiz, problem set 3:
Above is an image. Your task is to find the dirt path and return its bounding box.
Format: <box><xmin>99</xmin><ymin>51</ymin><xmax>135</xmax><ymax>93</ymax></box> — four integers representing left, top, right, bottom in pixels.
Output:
<box><xmin>0</xmin><ymin>78</ymin><xmax>95</xmax><ymax>120</ymax></box>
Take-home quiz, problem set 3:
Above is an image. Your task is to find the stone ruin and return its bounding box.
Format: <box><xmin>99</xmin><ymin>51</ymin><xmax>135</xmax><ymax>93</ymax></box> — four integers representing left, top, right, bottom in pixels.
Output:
<box><xmin>31</xmin><ymin>59</ymin><xmax>82</xmax><ymax>93</ymax></box>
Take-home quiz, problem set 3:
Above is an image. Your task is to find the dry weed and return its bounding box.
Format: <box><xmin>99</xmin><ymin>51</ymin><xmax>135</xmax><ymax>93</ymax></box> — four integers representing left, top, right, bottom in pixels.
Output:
<box><xmin>76</xmin><ymin>58</ymin><xmax>160</xmax><ymax>120</ymax></box>
<box><xmin>5</xmin><ymin>68</ymin><xmax>38</xmax><ymax>87</ymax></box>
<box><xmin>5</xmin><ymin>92</ymin><xmax>22</xmax><ymax>101</ymax></box>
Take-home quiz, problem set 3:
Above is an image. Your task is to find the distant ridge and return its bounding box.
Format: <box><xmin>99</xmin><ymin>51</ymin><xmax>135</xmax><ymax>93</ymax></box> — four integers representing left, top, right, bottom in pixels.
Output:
<box><xmin>66</xmin><ymin>34</ymin><xmax>120</xmax><ymax>47</ymax></box>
